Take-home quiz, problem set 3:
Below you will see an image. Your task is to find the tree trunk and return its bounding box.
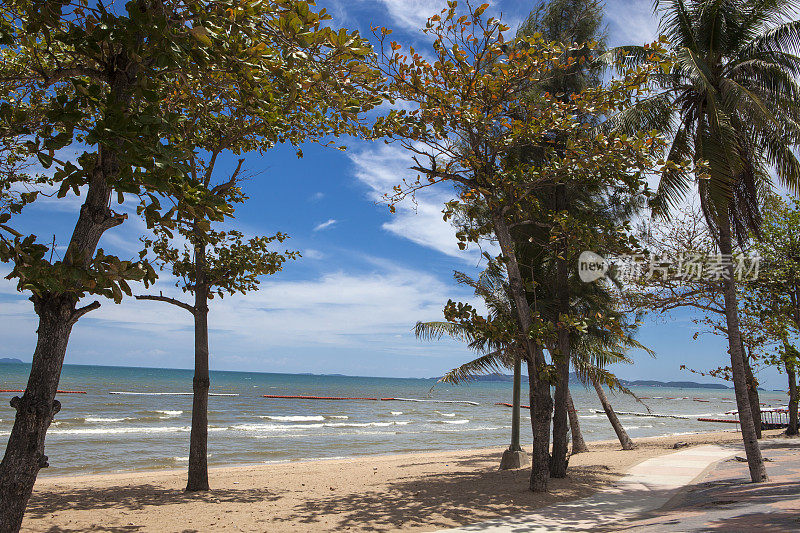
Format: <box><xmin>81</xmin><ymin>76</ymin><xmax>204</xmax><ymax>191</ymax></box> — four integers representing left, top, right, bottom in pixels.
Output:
<box><xmin>718</xmin><ymin>216</ymin><xmax>767</xmax><ymax>482</ymax></box>
<box><xmin>550</xmin><ymin>210</ymin><xmax>571</xmax><ymax>477</ymax></box>
<box><xmin>186</xmin><ymin>239</ymin><xmax>210</xmax><ymax>492</ymax></box>
<box><xmin>500</xmin><ymin>356</ymin><xmax>529</xmax><ymax>470</ymax></box>
<box><xmin>0</xmin><ymin>296</ymin><xmax>77</xmax><ymax>532</ymax></box>
<box><xmin>743</xmin><ymin>345</ymin><xmax>761</xmax><ymax>439</ymax></box>
<box><xmin>491</xmin><ymin>210</ymin><xmax>551</xmax><ymax>492</ymax></box>
<box><xmin>550</xmin><ymin>340</ymin><xmax>570</xmax><ymax>476</ymax></box>
<box><xmin>786</xmin><ymin>359</ymin><xmax>798</xmax><ymax>436</ymax></box>
<box><xmin>592</xmin><ymin>378</ymin><xmax>635</xmax><ymax>450</ymax></box>
<box><xmin>0</xmin><ymin>89</ymin><xmax>131</xmax><ymax>527</ymax></box>
<box><xmin>527</xmin><ymin>352</ymin><xmax>553</xmax><ymax>492</ymax></box>
<box><xmin>510</xmin><ymin>357</ymin><xmax>523</xmax><ymax>452</ymax></box>
<box><xmin>567</xmin><ymin>389</ymin><xmax>588</xmax><ymax>453</ymax></box>
<box><xmin>790</xmin><ymin>294</ymin><xmax>800</xmax><ymax>437</ymax></box>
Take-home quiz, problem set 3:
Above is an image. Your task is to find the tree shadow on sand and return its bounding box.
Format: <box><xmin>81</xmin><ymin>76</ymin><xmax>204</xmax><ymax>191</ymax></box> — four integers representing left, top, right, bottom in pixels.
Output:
<box><xmin>41</xmin><ymin>526</ymin><xmax>147</xmax><ymax>533</ymax></box>
<box><xmin>40</xmin><ymin>526</ymin><xmax>204</xmax><ymax>533</ymax></box>
<box><xmin>26</xmin><ymin>484</ymin><xmax>281</xmax><ymax>519</ymax></box>
<box><xmin>272</xmin><ymin>464</ymin><xmax>619</xmax><ymax>531</ymax></box>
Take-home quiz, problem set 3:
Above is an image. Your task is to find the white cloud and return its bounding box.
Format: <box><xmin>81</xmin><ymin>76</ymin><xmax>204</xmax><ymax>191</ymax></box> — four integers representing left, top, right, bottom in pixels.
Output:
<box><xmin>6</xmin><ymin>261</ymin><xmax>473</xmax><ymax>349</ymax></box>
<box><xmin>349</xmin><ymin>142</ymin><xmax>492</xmax><ymax>262</ymax></box>
<box><xmin>375</xmin><ymin>0</ymin><xmax>508</xmax><ymax>35</ymax></box>
<box><xmin>604</xmin><ymin>0</ymin><xmax>659</xmax><ymax>47</ymax></box>
<box><xmin>0</xmin><ymin>258</ymin><xmax>481</xmax><ymax>374</ymax></box>
<box><xmin>303</xmin><ymin>248</ymin><xmax>325</xmax><ymax>260</ymax></box>
<box><xmin>313</xmin><ymin>218</ymin><xmax>337</xmax><ymax>232</ymax></box>
<box><xmin>309</xmin><ymin>191</ymin><xmax>325</xmax><ymax>202</ymax></box>
<box><xmin>375</xmin><ymin>0</ymin><xmax>446</xmax><ymax>33</ymax></box>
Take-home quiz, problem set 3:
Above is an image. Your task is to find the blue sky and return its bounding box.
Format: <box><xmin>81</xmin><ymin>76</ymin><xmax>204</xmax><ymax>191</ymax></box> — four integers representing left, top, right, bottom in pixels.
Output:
<box><xmin>0</xmin><ymin>0</ymin><xmax>788</xmax><ymax>389</ymax></box>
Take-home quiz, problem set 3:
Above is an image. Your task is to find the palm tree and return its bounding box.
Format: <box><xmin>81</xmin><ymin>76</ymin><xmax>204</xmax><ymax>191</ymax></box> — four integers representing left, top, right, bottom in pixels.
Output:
<box><xmin>415</xmin><ymin>266</ymin><xmax>529</xmax><ymax>469</ymax></box>
<box><xmin>608</xmin><ymin>0</ymin><xmax>800</xmax><ymax>482</ymax></box>
<box><xmin>566</xmin><ymin>390</ymin><xmax>589</xmax><ymax>453</ymax></box>
<box><xmin>573</xmin><ymin>328</ymin><xmax>647</xmax><ymax>450</ymax></box>
<box><xmin>418</xmin><ymin>262</ymin><xmax>646</xmax><ymax>458</ymax></box>
<box><xmin>426</xmin><ymin>299</ymin><xmax>643</xmax><ymax>452</ymax></box>
<box><xmin>566</xmin><ymin>260</ymin><xmax>655</xmax><ymax>450</ymax></box>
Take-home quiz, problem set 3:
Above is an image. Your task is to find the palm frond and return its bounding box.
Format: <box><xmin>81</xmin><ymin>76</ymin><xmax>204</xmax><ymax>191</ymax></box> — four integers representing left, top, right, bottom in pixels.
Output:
<box><xmin>744</xmin><ymin>18</ymin><xmax>800</xmax><ymax>55</ymax></box>
<box><xmin>655</xmin><ymin>0</ymin><xmax>701</xmax><ymax>50</ymax></box>
<box><xmin>414</xmin><ymin>321</ymin><xmax>474</xmax><ymax>343</ymax></box>
<box><xmin>437</xmin><ymin>350</ymin><xmax>514</xmax><ymax>386</ymax></box>
<box><xmin>651</xmin><ymin>124</ymin><xmax>694</xmax><ymax>218</ymax></box>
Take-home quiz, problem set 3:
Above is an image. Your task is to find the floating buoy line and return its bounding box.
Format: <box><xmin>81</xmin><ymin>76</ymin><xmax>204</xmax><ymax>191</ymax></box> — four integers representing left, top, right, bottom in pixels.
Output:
<box><xmin>110</xmin><ymin>391</ymin><xmax>239</xmax><ymax>396</ymax></box>
<box><xmin>382</xmin><ymin>397</ymin><xmax>480</xmax><ymax>406</ymax></box>
<box><xmin>0</xmin><ymin>390</ymin><xmax>477</xmax><ymax>403</ymax></box>
<box><xmin>262</xmin><ymin>395</ymin><xmax>378</xmax><ymax>401</ymax></box>
<box><xmin>1</xmin><ymin>390</ymin><xmax>782</xmax><ymax>416</ymax></box>
<box><xmin>261</xmin><ymin>395</ymin><xmax>479</xmax><ymax>405</ymax></box>
<box><xmin>697</xmin><ymin>417</ymin><xmax>739</xmax><ymax>424</ymax></box>
<box><xmin>0</xmin><ymin>389</ymin><xmax>86</xmax><ymax>394</ymax></box>
<box><xmin>638</xmin><ymin>396</ymin><xmax>735</xmax><ymax>402</ymax></box>
<box><xmin>591</xmin><ymin>409</ymin><xmax>690</xmax><ymax>420</ymax></box>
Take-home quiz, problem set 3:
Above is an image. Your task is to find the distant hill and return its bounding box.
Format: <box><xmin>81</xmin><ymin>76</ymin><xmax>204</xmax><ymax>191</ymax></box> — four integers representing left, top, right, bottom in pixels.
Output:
<box><xmin>619</xmin><ymin>379</ymin><xmax>729</xmax><ymax>390</ymax></box>
<box><xmin>0</xmin><ymin>358</ymin><xmax>24</xmax><ymax>364</ymax></box>
<box><xmin>430</xmin><ymin>371</ymin><xmax>731</xmax><ymax>389</ymax></box>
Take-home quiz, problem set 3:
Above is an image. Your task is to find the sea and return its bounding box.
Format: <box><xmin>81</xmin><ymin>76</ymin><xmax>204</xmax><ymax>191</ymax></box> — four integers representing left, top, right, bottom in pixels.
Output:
<box><xmin>0</xmin><ymin>362</ymin><xmax>788</xmax><ymax>477</ymax></box>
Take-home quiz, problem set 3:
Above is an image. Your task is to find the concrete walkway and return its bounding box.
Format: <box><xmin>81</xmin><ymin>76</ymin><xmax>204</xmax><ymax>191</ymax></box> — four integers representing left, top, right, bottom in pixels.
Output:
<box><xmin>619</xmin><ymin>439</ymin><xmax>800</xmax><ymax>531</ymax></box>
<box><xmin>435</xmin><ymin>445</ymin><xmax>738</xmax><ymax>532</ymax></box>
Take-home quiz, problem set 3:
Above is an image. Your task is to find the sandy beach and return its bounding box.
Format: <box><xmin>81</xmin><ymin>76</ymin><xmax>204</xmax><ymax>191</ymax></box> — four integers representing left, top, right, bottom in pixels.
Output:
<box><xmin>21</xmin><ymin>429</ymin><xmax>786</xmax><ymax>532</ymax></box>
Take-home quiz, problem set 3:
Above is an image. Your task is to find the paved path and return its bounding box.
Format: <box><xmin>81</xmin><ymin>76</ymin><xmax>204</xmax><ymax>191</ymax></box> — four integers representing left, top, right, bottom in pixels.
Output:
<box><xmin>618</xmin><ymin>439</ymin><xmax>800</xmax><ymax>532</ymax></box>
<box><xmin>435</xmin><ymin>445</ymin><xmax>738</xmax><ymax>532</ymax></box>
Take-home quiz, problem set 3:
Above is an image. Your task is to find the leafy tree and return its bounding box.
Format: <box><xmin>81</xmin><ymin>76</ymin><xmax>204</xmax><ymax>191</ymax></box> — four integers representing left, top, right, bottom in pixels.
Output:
<box><xmin>137</xmin><ymin>180</ymin><xmax>298</xmax><ymax>491</ymax></box>
<box><xmin>514</xmin><ymin>0</ymin><xmax>609</xmax><ymax>478</ymax></box>
<box><xmin>749</xmin><ymin>195</ymin><xmax>800</xmax><ymax>434</ymax></box>
<box><xmin>633</xmin><ymin>206</ymin><xmax>764</xmax><ymax>436</ymax></box>
<box><xmin>0</xmin><ymin>0</ymin><xmax>380</xmax><ymax>527</ymax></box>
<box><xmin>782</xmin><ymin>346</ymin><xmax>800</xmax><ymax>435</ymax></box>
<box><xmin>608</xmin><ymin>0</ymin><xmax>800</xmax><ymax>482</ymax></box>
<box><xmin>374</xmin><ymin>0</ymin><xmax>672</xmax><ymax>491</ymax></box>
<box><xmin>129</xmin><ymin>15</ymin><xmax>378</xmax><ymax>489</ymax></box>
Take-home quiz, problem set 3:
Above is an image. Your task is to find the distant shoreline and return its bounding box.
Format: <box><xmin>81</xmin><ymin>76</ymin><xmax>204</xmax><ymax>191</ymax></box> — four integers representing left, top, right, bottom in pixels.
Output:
<box><xmin>443</xmin><ymin>372</ymin><xmax>733</xmax><ymax>390</ymax></box>
<box><xmin>1</xmin><ymin>361</ymin><xmax>733</xmax><ymax>390</ymax></box>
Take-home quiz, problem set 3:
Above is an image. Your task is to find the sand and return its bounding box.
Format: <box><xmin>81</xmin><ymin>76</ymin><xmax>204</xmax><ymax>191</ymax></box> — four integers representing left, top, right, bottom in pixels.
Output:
<box><xmin>21</xmin><ymin>429</ymin><xmax>785</xmax><ymax>532</ymax></box>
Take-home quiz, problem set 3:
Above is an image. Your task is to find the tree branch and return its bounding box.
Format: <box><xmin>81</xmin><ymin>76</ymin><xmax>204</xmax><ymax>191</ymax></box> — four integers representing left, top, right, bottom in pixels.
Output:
<box><xmin>135</xmin><ymin>294</ymin><xmax>196</xmax><ymax>314</ymax></box>
<box><xmin>40</xmin><ymin>67</ymin><xmax>106</xmax><ymax>87</ymax></box>
<box><xmin>211</xmin><ymin>158</ymin><xmax>245</xmax><ymax>196</ymax></box>
<box><xmin>68</xmin><ymin>301</ymin><xmax>101</xmax><ymax>325</ymax></box>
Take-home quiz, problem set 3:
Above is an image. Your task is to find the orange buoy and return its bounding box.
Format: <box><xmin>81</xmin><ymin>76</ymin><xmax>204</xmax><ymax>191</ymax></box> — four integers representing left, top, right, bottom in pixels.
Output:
<box><xmin>495</xmin><ymin>402</ymin><xmax>531</xmax><ymax>409</ymax></box>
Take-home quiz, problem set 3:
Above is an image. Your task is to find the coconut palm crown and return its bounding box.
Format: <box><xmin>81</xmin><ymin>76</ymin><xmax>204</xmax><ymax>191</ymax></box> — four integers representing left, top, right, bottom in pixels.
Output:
<box><xmin>610</xmin><ymin>0</ymin><xmax>800</xmax><ymax>239</ymax></box>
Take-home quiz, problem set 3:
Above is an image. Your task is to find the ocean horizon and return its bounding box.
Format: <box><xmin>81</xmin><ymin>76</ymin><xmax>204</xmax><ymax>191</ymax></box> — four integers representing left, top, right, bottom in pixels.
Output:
<box><xmin>0</xmin><ymin>362</ymin><xmax>789</xmax><ymax>477</ymax></box>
